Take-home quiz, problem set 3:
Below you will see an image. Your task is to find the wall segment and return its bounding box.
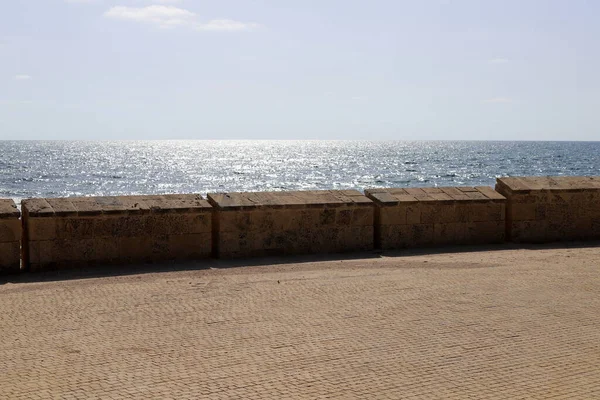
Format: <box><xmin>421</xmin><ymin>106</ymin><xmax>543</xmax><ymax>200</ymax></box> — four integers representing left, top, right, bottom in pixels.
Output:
<box><xmin>496</xmin><ymin>176</ymin><xmax>600</xmax><ymax>243</ymax></box>
<box><xmin>3</xmin><ymin>176</ymin><xmax>599</xmax><ymax>273</ymax></box>
<box><xmin>21</xmin><ymin>194</ymin><xmax>212</xmax><ymax>271</ymax></box>
<box><xmin>0</xmin><ymin>199</ymin><xmax>21</xmax><ymax>274</ymax></box>
<box><xmin>366</xmin><ymin>187</ymin><xmax>506</xmax><ymax>249</ymax></box>
<box><xmin>208</xmin><ymin>190</ymin><xmax>374</xmax><ymax>258</ymax></box>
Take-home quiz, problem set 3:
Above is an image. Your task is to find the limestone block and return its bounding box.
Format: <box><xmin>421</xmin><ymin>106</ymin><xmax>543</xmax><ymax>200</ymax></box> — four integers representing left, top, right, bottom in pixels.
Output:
<box><xmin>298</xmin><ymin>209</ymin><xmax>322</xmax><ymax>229</ymax></box>
<box><xmin>60</xmin><ymin>239</ymin><xmax>99</xmax><ymax>263</ymax></box>
<box><xmin>412</xmin><ymin>224</ymin><xmax>434</xmax><ymax>246</ymax></box>
<box><xmin>148</xmin><ymin>235</ymin><xmax>171</xmax><ymax>261</ymax></box>
<box><xmin>335</xmin><ymin>208</ymin><xmax>354</xmax><ymax>226</ymax></box>
<box><xmin>406</xmin><ymin>204</ymin><xmax>421</xmax><ymax>225</ymax></box>
<box><xmin>147</xmin><ymin>213</ymin><xmax>212</xmax><ymax>236</ymax></box>
<box><xmin>380</xmin><ymin>206</ymin><xmax>407</xmax><ymax>226</ymax></box>
<box><xmin>385</xmin><ymin>225</ymin><xmax>415</xmax><ymax>249</ymax></box>
<box><xmin>497</xmin><ymin>176</ymin><xmax>600</xmax><ymax>243</ymax></box>
<box><xmin>59</xmin><ymin>217</ymin><xmax>96</xmax><ymax>240</ymax></box>
<box><xmin>465</xmin><ymin>221</ymin><xmax>505</xmax><ymax>244</ymax></box>
<box><xmin>367</xmin><ymin>187</ymin><xmax>505</xmax><ymax>250</ymax></box>
<box><xmin>274</xmin><ymin>210</ymin><xmax>302</xmax><ymax>231</ymax></box>
<box><xmin>350</xmin><ymin>207</ymin><xmax>375</xmax><ymax>227</ymax></box>
<box><xmin>94</xmin><ymin>238</ymin><xmax>121</xmax><ymax>263</ymax></box>
<box><xmin>38</xmin><ymin>241</ymin><xmax>55</xmax><ymax>265</ymax></box>
<box><xmin>320</xmin><ymin>209</ymin><xmax>337</xmax><ymax>225</ymax></box>
<box><xmin>92</xmin><ymin>215</ymin><xmax>148</xmax><ymax>238</ymax></box>
<box><xmin>453</xmin><ymin>223</ymin><xmax>467</xmax><ymax>244</ymax></box>
<box><xmin>0</xmin><ymin>242</ymin><xmax>20</xmax><ymax>274</ymax></box>
<box><xmin>22</xmin><ymin>194</ymin><xmax>212</xmax><ymax>270</ymax></box>
<box><xmin>510</xmin><ymin>221</ymin><xmax>548</xmax><ymax>243</ymax></box>
<box><xmin>351</xmin><ymin>208</ymin><xmax>372</xmax><ymax>226</ymax></box>
<box><xmin>0</xmin><ymin>218</ymin><xmax>22</xmax><ymax>242</ymax></box>
<box><xmin>249</xmin><ymin>211</ymin><xmax>276</xmax><ymax>231</ymax></box>
<box><xmin>420</xmin><ymin>203</ymin><xmax>458</xmax><ymax>224</ymax></box>
<box><xmin>208</xmin><ymin>190</ymin><xmax>374</xmax><ymax>258</ymax></box>
<box><xmin>338</xmin><ymin>226</ymin><xmax>373</xmax><ymax>251</ymax></box>
<box><xmin>509</xmin><ymin>203</ymin><xmax>536</xmax><ymax>221</ymax></box>
<box><xmin>220</xmin><ymin>211</ymin><xmax>252</xmax><ymax>232</ymax></box>
<box><xmin>118</xmin><ymin>236</ymin><xmax>154</xmax><ymax>263</ymax></box>
<box><xmin>468</xmin><ymin>203</ymin><xmax>504</xmax><ymax>222</ymax></box>
<box><xmin>433</xmin><ymin>223</ymin><xmax>458</xmax><ymax>245</ymax></box>
<box><xmin>0</xmin><ymin>199</ymin><xmax>21</xmax><ymax>274</ymax></box>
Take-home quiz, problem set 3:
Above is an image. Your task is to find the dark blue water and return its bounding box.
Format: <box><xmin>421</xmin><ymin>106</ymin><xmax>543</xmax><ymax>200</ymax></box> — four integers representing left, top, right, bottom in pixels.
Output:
<box><xmin>1</xmin><ymin>141</ymin><xmax>598</xmax><ymax>203</ymax></box>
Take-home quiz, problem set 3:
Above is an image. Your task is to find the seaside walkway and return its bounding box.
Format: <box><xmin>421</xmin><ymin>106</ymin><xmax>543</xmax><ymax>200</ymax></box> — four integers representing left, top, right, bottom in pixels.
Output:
<box><xmin>1</xmin><ymin>243</ymin><xmax>599</xmax><ymax>399</ymax></box>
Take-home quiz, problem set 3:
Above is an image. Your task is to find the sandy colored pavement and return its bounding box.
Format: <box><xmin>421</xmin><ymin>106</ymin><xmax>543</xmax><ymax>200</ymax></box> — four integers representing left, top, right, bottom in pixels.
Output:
<box><xmin>1</xmin><ymin>243</ymin><xmax>600</xmax><ymax>399</ymax></box>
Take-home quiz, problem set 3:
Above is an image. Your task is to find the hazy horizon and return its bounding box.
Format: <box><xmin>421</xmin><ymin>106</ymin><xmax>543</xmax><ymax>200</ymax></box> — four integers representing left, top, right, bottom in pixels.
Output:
<box><xmin>2</xmin><ymin>1</ymin><xmax>599</xmax><ymax>141</ymax></box>
<box><xmin>1</xmin><ymin>138</ymin><xmax>600</xmax><ymax>143</ymax></box>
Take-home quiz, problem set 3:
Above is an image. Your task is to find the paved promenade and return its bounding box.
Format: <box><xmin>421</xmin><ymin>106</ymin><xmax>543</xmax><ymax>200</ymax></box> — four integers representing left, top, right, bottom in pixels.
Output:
<box><xmin>1</xmin><ymin>244</ymin><xmax>600</xmax><ymax>399</ymax></box>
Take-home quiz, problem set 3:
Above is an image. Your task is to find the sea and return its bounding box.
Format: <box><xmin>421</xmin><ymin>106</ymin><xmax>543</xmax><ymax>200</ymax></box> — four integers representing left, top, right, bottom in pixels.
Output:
<box><xmin>1</xmin><ymin>140</ymin><xmax>599</xmax><ymax>204</ymax></box>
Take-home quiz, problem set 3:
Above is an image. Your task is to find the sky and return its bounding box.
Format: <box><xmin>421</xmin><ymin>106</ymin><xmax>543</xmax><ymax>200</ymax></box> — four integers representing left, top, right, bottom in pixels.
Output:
<box><xmin>1</xmin><ymin>0</ymin><xmax>599</xmax><ymax>140</ymax></box>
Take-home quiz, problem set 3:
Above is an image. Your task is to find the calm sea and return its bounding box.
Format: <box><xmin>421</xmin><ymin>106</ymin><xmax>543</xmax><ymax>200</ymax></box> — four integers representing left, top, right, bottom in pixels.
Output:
<box><xmin>1</xmin><ymin>141</ymin><xmax>598</xmax><ymax>204</ymax></box>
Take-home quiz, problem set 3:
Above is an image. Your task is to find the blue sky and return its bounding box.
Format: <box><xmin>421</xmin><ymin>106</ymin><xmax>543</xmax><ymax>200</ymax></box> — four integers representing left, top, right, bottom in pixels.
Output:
<box><xmin>1</xmin><ymin>0</ymin><xmax>599</xmax><ymax>140</ymax></box>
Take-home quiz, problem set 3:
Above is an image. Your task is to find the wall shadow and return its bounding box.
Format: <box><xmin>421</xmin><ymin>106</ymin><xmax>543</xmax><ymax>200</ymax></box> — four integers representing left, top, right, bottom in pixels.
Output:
<box><xmin>0</xmin><ymin>251</ymin><xmax>380</xmax><ymax>284</ymax></box>
<box><xmin>379</xmin><ymin>240</ymin><xmax>600</xmax><ymax>259</ymax></box>
<box><xmin>2</xmin><ymin>240</ymin><xmax>598</xmax><ymax>285</ymax></box>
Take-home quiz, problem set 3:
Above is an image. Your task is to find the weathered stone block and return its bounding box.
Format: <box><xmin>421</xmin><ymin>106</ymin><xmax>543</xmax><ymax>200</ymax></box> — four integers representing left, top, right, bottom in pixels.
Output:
<box><xmin>320</xmin><ymin>209</ymin><xmax>337</xmax><ymax>225</ymax></box>
<box><xmin>0</xmin><ymin>241</ymin><xmax>20</xmax><ymax>274</ymax></box>
<box><xmin>338</xmin><ymin>226</ymin><xmax>374</xmax><ymax>251</ymax></box>
<box><xmin>433</xmin><ymin>223</ymin><xmax>457</xmax><ymax>245</ymax></box>
<box><xmin>468</xmin><ymin>203</ymin><xmax>504</xmax><ymax>222</ymax></box>
<box><xmin>0</xmin><ymin>219</ymin><xmax>21</xmax><ymax>242</ymax></box>
<box><xmin>406</xmin><ymin>204</ymin><xmax>421</xmax><ymax>225</ymax></box>
<box><xmin>380</xmin><ymin>207</ymin><xmax>407</xmax><ymax>225</ymax></box>
<box><xmin>465</xmin><ymin>221</ymin><xmax>505</xmax><ymax>244</ymax></box>
<box><xmin>497</xmin><ymin>176</ymin><xmax>600</xmax><ymax>243</ymax></box>
<box><xmin>412</xmin><ymin>223</ymin><xmax>434</xmax><ymax>246</ymax></box>
<box><xmin>22</xmin><ymin>194</ymin><xmax>212</xmax><ymax>270</ymax></box>
<box><xmin>208</xmin><ymin>190</ymin><xmax>374</xmax><ymax>258</ymax></box>
<box><xmin>367</xmin><ymin>187</ymin><xmax>505</xmax><ymax>250</ymax></box>
<box><xmin>336</xmin><ymin>208</ymin><xmax>354</xmax><ymax>225</ymax></box>
<box><xmin>0</xmin><ymin>199</ymin><xmax>21</xmax><ymax>274</ymax></box>
<box><xmin>510</xmin><ymin>202</ymin><xmax>545</xmax><ymax>222</ymax></box>
<box><xmin>118</xmin><ymin>236</ymin><xmax>154</xmax><ymax>263</ymax></box>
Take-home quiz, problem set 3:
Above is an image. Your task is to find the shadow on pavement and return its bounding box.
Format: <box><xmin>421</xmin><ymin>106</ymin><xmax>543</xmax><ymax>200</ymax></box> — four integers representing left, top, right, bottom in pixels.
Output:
<box><xmin>2</xmin><ymin>240</ymin><xmax>598</xmax><ymax>284</ymax></box>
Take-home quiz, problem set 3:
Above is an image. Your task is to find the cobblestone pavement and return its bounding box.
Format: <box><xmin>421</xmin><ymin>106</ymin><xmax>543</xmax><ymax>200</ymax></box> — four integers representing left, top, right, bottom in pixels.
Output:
<box><xmin>1</xmin><ymin>244</ymin><xmax>600</xmax><ymax>399</ymax></box>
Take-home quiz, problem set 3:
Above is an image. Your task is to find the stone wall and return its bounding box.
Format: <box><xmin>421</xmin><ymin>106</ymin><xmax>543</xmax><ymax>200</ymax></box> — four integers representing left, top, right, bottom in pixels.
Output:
<box><xmin>0</xmin><ymin>199</ymin><xmax>21</xmax><ymax>274</ymax></box>
<box><xmin>21</xmin><ymin>195</ymin><xmax>212</xmax><ymax>271</ymax></box>
<box><xmin>208</xmin><ymin>190</ymin><xmax>374</xmax><ymax>258</ymax></box>
<box><xmin>365</xmin><ymin>187</ymin><xmax>506</xmax><ymax>249</ymax></box>
<box><xmin>496</xmin><ymin>176</ymin><xmax>600</xmax><ymax>243</ymax></box>
<box><xmin>4</xmin><ymin>176</ymin><xmax>600</xmax><ymax>273</ymax></box>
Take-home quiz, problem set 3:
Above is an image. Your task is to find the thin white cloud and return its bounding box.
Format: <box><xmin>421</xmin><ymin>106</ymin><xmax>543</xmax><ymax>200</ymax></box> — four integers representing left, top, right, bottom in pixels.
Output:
<box><xmin>14</xmin><ymin>74</ymin><xmax>32</xmax><ymax>80</ymax></box>
<box><xmin>483</xmin><ymin>97</ymin><xmax>512</xmax><ymax>103</ymax></box>
<box><xmin>0</xmin><ymin>100</ymin><xmax>33</xmax><ymax>105</ymax></box>
<box><xmin>65</xmin><ymin>0</ymin><xmax>98</xmax><ymax>3</ymax></box>
<box><xmin>196</xmin><ymin>19</ymin><xmax>261</xmax><ymax>32</ymax></box>
<box><xmin>104</xmin><ymin>5</ymin><xmax>261</xmax><ymax>31</ymax></box>
<box><xmin>489</xmin><ymin>58</ymin><xmax>509</xmax><ymax>64</ymax></box>
<box><xmin>104</xmin><ymin>5</ymin><xmax>196</xmax><ymax>28</ymax></box>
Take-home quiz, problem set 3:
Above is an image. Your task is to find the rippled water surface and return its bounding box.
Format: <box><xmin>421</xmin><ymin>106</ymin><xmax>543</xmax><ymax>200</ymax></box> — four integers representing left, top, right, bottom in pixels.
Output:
<box><xmin>1</xmin><ymin>141</ymin><xmax>599</xmax><ymax>203</ymax></box>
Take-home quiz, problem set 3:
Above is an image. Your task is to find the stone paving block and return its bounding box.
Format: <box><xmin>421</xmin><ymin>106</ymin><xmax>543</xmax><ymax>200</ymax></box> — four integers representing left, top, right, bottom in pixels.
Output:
<box><xmin>366</xmin><ymin>187</ymin><xmax>506</xmax><ymax>250</ymax></box>
<box><xmin>0</xmin><ymin>199</ymin><xmax>21</xmax><ymax>274</ymax></box>
<box><xmin>208</xmin><ymin>190</ymin><xmax>374</xmax><ymax>259</ymax></box>
<box><xmin>496</xmin><ymin>176</ymin><xmax>600</xmax><ymax>243</ymax></box>
<box><xmin>21</xmin><ymin>194</ymin><xmax>212</xmax><ymax>271</ymax></box>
